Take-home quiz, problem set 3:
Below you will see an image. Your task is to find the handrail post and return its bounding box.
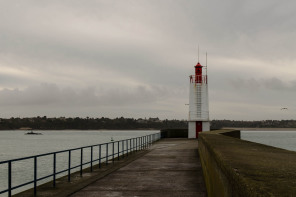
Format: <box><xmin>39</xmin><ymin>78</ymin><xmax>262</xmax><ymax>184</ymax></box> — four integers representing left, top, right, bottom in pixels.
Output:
<box><xmin>126</xmin><ymin>139</ymin><xmax>128</xmax><ymax>157</ymax></box>
<box><xmin>117</xmin><ymin>141</ymin><xmax>120</xmax><ymax>160</ymax></box>
<box><xmin>129</xmin><ymin>139</ymin><xmax>131</xmax><ymax>154</ymax></box>
<box><xmin>8</xmin><ymin>161</ymin><xmax>11</xmax><ymax>197</ymax></box>
<box><xmin>136</xmin><ymin>137</ymin><xmax>138</xmax><ymax>152</ymax></box>
<box><xmin>122</xmin><ymin>140</ymin><xmax>124</xmax><ymax>158</ymax></box>
<box><xmin>91</xmin><ymin>146</ymin><xmax>93</xmax><ymax>172</ymax></box>
<box><xmin>141</xmin><ymin>137</ymin><xmax>143</xmax><ymax>150</ymax></box>
<box><xmin>53</xmin><ymin>153</ymin><xmax>56</xmax><ymax>187</ymax></box>
<box><xmin>132</xmin><ymin>138</ymin><xmax>134</xmax><ymax>153</ymax></box>
<box><xmin>80</xmin><ymin>148</ymin><xmax>83</xmax><ymax>176</ymax></box>
<box><xmin>99</xmin><ymin>144</ymin><xmax>101</xmax><ymax>168</ymax></box>
<box><xmin>106</xmin><ymin>143</ymin><xmax>108</xmax><ymax>166</ymax></box>
<box><xmin>68</xmin><ymin>151</ymin><xmax>71</xmax><ymax>182</ymax></box>
<box><xmin>34</xmin><ymin>156</ymin><xmax>37</xmax><ymax>196</ymax></box>
<box><xmin>112</xmin><ymin>142</ymin><xmax>114</xmax><ymax>164</ymax></box>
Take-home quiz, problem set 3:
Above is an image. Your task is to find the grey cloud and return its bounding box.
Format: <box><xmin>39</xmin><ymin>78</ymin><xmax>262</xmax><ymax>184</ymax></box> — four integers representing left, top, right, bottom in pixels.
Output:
<box><xmin>264</xmin><ymin>78</ymin><xmax>287</xmax><ymax>90</ymax></box>
<box><xmin>0</xmin><ymin>74</ymin><xmax>33</xmax><ymax>87</ymax></box>
<box><xmin>229</xmin><ymin>77</ymin><xmax>296</xmax><ymax>91</ymax></box>
<box><xmin>0</xmin><ymin>83</ymin><xmax>183</xmax><ymax>107</ymax></box>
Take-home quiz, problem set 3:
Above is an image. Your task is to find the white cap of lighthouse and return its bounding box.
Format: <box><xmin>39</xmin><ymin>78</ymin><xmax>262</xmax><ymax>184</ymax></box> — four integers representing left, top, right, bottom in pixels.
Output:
<box><xmin>188</xmin><ymin>60</ymin><xmax>210</xmax><ymax>138</ymax></box>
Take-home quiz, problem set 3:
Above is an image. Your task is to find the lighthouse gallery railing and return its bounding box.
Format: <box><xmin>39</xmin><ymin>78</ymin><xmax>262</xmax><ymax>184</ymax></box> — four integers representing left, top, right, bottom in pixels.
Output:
<box><xmin>0</xmin><ymin>132</ymin><xmax>161</xmax><ymax>197</ymax></box>
<box><xmin>189</xmin><ymin>75</ymin><xmax>207</xmax><ymax>84</ymax></box>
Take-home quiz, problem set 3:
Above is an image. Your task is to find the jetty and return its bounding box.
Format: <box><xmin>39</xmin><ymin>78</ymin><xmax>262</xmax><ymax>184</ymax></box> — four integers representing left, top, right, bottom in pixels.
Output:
<box><xmin>11</xmin><ymin>129</ymin><xmax>296</xmax><ymax>197</ymax></box>
<box><xmin>13</xmin><ymin>135</ymin><xmax>206</xmax><ymax>197</ymax></box>
<box><xmin>71</xmin><ymin>138</ymin><xmax>206</xmax><ymax>196</ymax></box>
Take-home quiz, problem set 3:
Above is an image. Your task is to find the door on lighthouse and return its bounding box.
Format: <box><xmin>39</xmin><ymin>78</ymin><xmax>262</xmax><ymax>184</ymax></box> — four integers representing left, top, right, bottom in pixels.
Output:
<box><xmin>196</xmin><ymin>121</ymin><xmax>202</xmax><ymax>138</ymax></box>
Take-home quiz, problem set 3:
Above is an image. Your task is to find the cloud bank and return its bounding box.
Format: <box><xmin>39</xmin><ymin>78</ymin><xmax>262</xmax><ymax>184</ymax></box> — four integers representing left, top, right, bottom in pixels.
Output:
<box><xmin>0</xmin><ymin>0</ymin><xmax>296</xmax><ymax>120</ymax></box>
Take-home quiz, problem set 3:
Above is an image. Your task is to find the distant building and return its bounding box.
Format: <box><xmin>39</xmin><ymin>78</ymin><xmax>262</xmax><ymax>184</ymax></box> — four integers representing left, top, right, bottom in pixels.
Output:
<box><xmin>137</xmin><ymin>118</ymin><xmax>147</xmax><ymax>123</ymax></box>
<box><xmin>148</xmin><ymin>117</ymin><xmax>162</xmax><ymax>122</ymax></box>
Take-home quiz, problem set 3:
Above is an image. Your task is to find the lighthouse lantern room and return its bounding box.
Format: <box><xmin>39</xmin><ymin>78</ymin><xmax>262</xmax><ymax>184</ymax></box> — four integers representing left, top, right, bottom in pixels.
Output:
<box><xmin>188</xmin><ymin>61</ymin><xmax>210</xmax><ymax>138</ymax></box>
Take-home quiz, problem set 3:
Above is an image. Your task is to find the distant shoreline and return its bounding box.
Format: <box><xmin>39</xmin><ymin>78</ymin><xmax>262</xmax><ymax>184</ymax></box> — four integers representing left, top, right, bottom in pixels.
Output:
<box><xmin>0</xmin><ymin>128</ymin><xmax>161</xmax><ymax>131</ymax></box>
<box><xmin>223</xmin><ymin>127</ymin><xmax>296</xmax><ymax>131</ymax></box>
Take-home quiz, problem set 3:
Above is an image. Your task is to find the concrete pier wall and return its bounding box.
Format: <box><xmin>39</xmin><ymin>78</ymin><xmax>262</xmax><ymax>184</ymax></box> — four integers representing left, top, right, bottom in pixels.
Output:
<box><xmin>160</xmin><ymin>129</ymin><xmax>187</xmax><ymax>138</ymax></box>
<box><xmin>199</xmin><ymin>129</ymin><xmax>296</xmax><ymax>197</ymax></box>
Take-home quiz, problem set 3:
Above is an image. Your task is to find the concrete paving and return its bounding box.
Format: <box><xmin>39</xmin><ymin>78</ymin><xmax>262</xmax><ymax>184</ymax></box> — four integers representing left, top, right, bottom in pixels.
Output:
<box><xmin>71</xmin><ymin>138</ymin><xmax>207</xmax><ymax>197</ymax></box>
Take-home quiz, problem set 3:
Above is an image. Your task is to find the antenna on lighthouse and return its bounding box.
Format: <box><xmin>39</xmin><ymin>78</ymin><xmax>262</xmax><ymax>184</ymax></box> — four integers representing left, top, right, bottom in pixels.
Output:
<box><xmin>198</xmin><ymin>45</ymin><xmax>200</xmax><ymax>62</ymax></box>
<box><xmin>206</xmin><ymin>52</ymin><xmax>208</xmax><ymax>75</ymax></box>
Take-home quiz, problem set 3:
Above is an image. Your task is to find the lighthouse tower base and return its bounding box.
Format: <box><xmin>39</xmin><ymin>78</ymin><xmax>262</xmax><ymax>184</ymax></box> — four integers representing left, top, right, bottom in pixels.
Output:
<box><xmin>188</xmin><ymin>121</ymin><xmax>210</xmax><ymax>138</ymax></box>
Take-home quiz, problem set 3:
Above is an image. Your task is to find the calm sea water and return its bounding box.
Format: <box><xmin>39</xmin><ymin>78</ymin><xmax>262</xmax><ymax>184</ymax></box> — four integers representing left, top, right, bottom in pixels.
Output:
<box><xmin>0</xmin><ymin>130</ymin><xmax>160</xmax><ymax>196</ymax></box>
<box><xmin>241</xmin><ymin>130</ymin><xmax>296</xmax><ymax>152</ymax></box>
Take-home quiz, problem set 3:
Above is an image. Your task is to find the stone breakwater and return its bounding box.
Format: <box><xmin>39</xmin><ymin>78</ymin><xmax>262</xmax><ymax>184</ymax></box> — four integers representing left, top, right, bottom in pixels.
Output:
<box><xmin>199</xmin><ymin>129</ymin><xmax>296</xmax><ymax>197</ymax></box>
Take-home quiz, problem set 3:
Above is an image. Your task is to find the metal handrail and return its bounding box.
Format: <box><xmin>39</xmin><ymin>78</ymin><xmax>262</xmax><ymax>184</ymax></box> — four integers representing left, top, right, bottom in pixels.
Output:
<box><xmin>0</xmin><ymin>132</ymin><xmax>161</xmax><ymax>196</ymax></box>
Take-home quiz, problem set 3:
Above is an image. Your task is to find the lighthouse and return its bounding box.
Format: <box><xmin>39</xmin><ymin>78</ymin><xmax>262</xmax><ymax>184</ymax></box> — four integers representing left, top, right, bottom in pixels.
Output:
<box><xmin>188</xmin><ymin>61</ymin><xmax>210</xmax><ymax>138</ymax></box>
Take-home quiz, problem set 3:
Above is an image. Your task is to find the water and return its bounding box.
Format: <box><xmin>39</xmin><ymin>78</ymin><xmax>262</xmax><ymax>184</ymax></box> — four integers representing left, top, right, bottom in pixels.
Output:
<box><xmin>0</xmin><ymin>130</ymin><xmax>160</xmax><ymax>196</ymax></box>
<box><xmin>241</xmin><ymin>130</ymin><xmax>296</xmax><ymax>152</ymax></box>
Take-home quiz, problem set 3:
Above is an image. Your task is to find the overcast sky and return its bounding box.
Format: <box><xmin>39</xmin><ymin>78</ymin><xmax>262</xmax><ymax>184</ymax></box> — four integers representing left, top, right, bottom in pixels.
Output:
<box><xmin>0</xmin><ymin>0</ymin><xmax>296</xmax><ymax>120</ymax></box>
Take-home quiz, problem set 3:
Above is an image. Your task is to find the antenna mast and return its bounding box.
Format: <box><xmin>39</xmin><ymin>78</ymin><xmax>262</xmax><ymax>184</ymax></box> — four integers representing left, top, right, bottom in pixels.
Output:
<box><xmin>198</xmin><ymin>45</ymin><xmax>200</xmax><ymax>62</ymax></box>
<box><xmin>206</xmin><ymin>52</ymin><xmax>208</xmax><ymax>75</ymax></box>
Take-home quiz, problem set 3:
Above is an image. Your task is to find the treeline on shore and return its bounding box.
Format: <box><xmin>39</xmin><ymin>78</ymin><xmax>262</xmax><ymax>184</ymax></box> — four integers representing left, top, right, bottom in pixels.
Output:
<box><xmin>0</xmin><ymin>116</ymin><xmax>187</xmax><ymax>130</ymax></box>
<box><xmin>0</xmin><ymin>117</ymin><xmax>295</xmax><ymax>130</ymax></box>
<box><xmin>210</xmin><ymin>119</ymin><xmax>296</xmax><ymax>129</ymax></box>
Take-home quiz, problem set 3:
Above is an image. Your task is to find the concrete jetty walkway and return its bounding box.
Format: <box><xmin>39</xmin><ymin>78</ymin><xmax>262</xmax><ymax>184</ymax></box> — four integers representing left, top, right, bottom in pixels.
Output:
<box><xmin>71</xmin><ymin>138</ymin><xmax>206</xmax><ymax>197</ymax></box>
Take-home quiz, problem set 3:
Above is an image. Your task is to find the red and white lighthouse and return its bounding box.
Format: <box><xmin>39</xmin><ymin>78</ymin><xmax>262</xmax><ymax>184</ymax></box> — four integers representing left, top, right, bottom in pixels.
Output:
<box><xmin>188</xmin><ymin>61</ymin><xmax>210</xmax><ymax>138</ymax></box>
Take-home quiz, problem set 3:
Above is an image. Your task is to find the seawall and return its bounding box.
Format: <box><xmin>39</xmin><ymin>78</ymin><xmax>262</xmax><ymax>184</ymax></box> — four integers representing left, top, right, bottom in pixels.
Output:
<box><xmin>160</xmin><ymin>129</ymin><xmax>187</xmax><ymax>138</ymax></box>
<box><xmin>198</xmin><ymin>129</ymin><xmax>296</xmax><ymax>196</ymax></box>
